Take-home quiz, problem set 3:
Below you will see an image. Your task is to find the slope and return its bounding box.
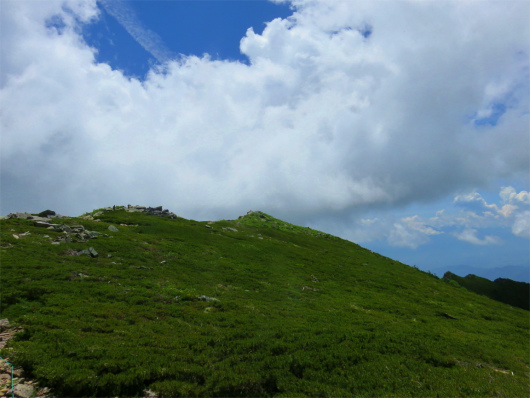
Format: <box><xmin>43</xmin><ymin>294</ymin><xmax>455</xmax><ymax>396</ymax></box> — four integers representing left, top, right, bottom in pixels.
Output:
<box><xmin>0</xmin><ymin>207</ymin><xmax>528</xmax><ymax>397</ymax></box>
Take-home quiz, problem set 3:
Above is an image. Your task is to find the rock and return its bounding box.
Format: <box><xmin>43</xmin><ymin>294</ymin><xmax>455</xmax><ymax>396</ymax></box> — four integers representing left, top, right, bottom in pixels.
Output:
<box><xmin>438</xmin><ymin>312</ymin><xmax>458</xmax><ymax>320</ymax></box>
<box><xmin>69</xmin><ymin>225</ymin><xmax>85</xmax><ymax>232</ymax></box>
<box><xmin>124</xmin><ymin>205</ymin><xmax>177</xmax><ymax>219</ymax></box>
<box><xmin>12</xmin><ymin>235</ymin><xmax>19</xmax><ymax>239</ymax></box>
<box><xmin>108</xmin><ymin>225</ymin><xmax>118</xmax><ymax>232</ymax></box>
<box><xmin>38</xmin><ymin>210</ymin><xmax>55</xmax><ymax>217</ymax></box>
<box><xmin>5</xmin><ymin>212</ymin><xmax>32</xmax><ymax>219</ymax></box>
<box><xmin>34</xmin><ymin>221</ymin><xmax>53</xmax><ymax>228</ymax></box>
<box><xmin>14</xmin><ymin>383</ymin><xmax>34</xmax><ymax>398</ymax></box>
<box><xmin>160</xmin><ymin>261</ymin><xmax>168</xmax><ymax>264</ymax></box>
<box><xmin>78</xmin><ymin>247</ymin><xmax>98</xmax><ymax>257</ymax></box>
<box><xmin>56</xmin><ymin>224</ymin><xmax>72</xmax><ymax>233</ymax></box>
<box><xmin>71</xmin><ymin>271</ymin><xmax>89</xmax><ymax>279</ymax></box>
<box><xmin>197</xmin><ymin>295</ymin><xmax>219</xmax><ymax>302</ymax></box>
<box><xmin>205</xmin><ymin>225</ymin><xmax>212</xmax><ymax>229</ymax></box>
<box><xmin>30</xmin><ymin>216</ymin><xmax>51</xmax><ymax>223</ymax></box>
<box><xmin>86</xmin><ymin>231</ymin><xmax>101</xmax><ymax>239</ymax></box>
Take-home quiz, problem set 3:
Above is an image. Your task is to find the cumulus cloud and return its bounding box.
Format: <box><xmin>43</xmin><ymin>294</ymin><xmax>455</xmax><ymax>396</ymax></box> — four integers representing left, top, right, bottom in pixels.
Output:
<box><xmin>454</xmin><ymin>229</ymin><xmax>502</xmax><ymax>246</ymax></box>
<box><xmin>388</xmin><ymin>216</ymin><xmax>442</xmax><ymax>249</ymax></box>
<box><xmin>500</xmin><ymin>186</ymin><xmax>530</xmax><ymax>205</ymax></box>
<box><xmin>343</xmin><ymin>186</ymin><xmax>529</xmax><ymax>249</ymax></box>
<box><xmin>0</xmin><ymin>0</ymin><xmax>528</xmax><ymax>227</ymax></box>
<box><xmin>454</xmin><ymin>192</ymin><xmax>499</xmax><ymax>214</ymax></box>
<box><xmin>512</xmin><ymin>211</ymin><xmax>530</xmax><ymax>238</ymax></box>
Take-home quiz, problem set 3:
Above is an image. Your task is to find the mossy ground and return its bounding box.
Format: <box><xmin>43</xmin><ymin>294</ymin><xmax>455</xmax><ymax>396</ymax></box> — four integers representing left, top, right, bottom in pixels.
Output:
<box><xmin>1</xmin><ymin>209</ymin><xmax>528</xmax><ymax>397</ymax></box>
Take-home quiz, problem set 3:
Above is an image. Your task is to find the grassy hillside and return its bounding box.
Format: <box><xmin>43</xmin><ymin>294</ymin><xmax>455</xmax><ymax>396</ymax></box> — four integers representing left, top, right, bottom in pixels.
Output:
<box><xmin>443</xmin><ymin>272</ymin><xmax>530</xmax><ymax>311</ymax></box>
<box><xmin>1</xmin><ymin>208</ymin><xmax>529</xmax><ymax>397</ymax></box>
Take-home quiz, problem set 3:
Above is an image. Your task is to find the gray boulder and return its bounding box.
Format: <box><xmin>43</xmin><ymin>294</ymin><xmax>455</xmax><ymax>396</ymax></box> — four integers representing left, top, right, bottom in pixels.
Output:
<box><xmin>197</xmin><ymin>295</ymin><xmax>219</xmax><ymax>302</ymax></box>
<box><xmin>14</xmin><ymin>384</ymin><xmax>34</xmax><ymax>398</ymax></box>
<box><xmin>34</xmin><ymin>221</ymin><xmax>53</xmax><ymax>228</ymax></box>
<box><xmin>108</xmin><ymin>225</ymin><xmax>119</xmax><ymax>232</ymax></box>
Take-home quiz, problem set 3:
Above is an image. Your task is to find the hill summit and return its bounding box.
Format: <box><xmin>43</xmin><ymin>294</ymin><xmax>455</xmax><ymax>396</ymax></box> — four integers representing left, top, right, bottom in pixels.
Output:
<box><xmin>1</xmin><ymin>206</ymin><xmax>528</xmax><ymax>397</ymax></box>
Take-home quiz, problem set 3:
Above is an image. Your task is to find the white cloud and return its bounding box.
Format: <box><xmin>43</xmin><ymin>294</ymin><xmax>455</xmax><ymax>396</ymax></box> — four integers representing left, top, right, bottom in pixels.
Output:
<box><xmin>388</xmin><ymin>216</ymin><xmax>442</xmax><ymax>249</ymax></box>
<box><xmin>454</xmin><ymin>229</ymin><xmax>502</xmax><ymax>246</ymax></box>
<box><xmin>512</xmin><ymin>211</ymin><xmax>530</xmax><ymax>238</ymax></box>
<box><xmin>500</xmin><ymin>186</ymin><xmax>530</xmax><ymax>205</ymax></box>
<box><xmin>0</xmin><ymin>0</ymin><xmax>528</xmax><ymax>228</ymax></box>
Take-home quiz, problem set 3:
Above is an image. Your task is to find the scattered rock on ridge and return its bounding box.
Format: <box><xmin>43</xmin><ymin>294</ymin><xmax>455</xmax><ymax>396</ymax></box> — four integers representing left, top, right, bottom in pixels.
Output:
<box><xmin>4</xmin><ymin>212</ymin><xmax>67</xmax><ymax>220</ymax></box>
<box><xmin>108</xmin><ymin>225</ymin><xmax>119</xmax><ymax>232</ymax></box>
<box><xmin>123</xmin><ymin>205</ymin><xmax>177</xmax><ymax>219</ymax></box>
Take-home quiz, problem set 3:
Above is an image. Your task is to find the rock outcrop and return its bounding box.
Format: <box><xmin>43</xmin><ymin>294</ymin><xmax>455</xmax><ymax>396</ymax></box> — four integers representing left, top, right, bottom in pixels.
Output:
<box><xmin>123</xmin><ymin>205</ymin><xmax>177</xmax><ymax>219</ymax></box>
<box><xmin>2</xmin><ymin>212</ymin><xmax>67</xmax><ymax>222</ymax></box>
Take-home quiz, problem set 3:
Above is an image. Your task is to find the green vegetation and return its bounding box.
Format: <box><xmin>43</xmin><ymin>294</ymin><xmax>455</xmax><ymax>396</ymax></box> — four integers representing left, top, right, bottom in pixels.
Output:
<box><xmin>443</xmin><ymin>271</ymin><xmax>530</xmax><ymax>311</ymax></box>
<box><xmin>1</xmin><ymin>208</ymin><xmax>529</xmax><ymax>397</ymax></box>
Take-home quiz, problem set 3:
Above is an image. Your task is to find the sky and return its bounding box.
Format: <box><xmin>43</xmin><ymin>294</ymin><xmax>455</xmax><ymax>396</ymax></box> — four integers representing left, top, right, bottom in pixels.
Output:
<box><xmin>1</xmin><ymin>0</ymin><xmax>529</xmax><ymax>281</ymax></box>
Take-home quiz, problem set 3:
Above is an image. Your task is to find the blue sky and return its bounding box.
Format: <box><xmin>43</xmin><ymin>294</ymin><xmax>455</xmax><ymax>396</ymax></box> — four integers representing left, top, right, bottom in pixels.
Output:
<box><xmin>1</xmin><ymin>0</ymin><xmax>529</xmax><ymax>282</ymax></box>
<box><xmin>83</xmin><ymin>0</ymin><xmax>293</xmax><ymax>77</ymax></box>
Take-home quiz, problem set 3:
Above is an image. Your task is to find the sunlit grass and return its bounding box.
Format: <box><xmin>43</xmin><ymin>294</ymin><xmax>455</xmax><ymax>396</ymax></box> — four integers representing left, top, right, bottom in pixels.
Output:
<box><xmin>1</xmin><ymin>209</ymin><xmax>528</xmax><ymax>397</ymax></box>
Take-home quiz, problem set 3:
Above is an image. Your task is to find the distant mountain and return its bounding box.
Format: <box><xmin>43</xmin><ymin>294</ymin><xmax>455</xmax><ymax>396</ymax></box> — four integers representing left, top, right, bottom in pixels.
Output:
<box><xmin>443</xmin><ymin>272</ymin><xmax>530</xmax><ymax>311</ymax></box>
<box><xmin>430</xmin><ymin>265</ymin><xmax>530</xmax><ymax>283</ymax></box>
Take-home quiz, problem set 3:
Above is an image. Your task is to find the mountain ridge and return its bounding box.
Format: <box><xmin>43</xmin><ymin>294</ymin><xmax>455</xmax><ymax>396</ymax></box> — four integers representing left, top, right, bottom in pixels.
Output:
<box><xmin>1</xmin><ymin>206</ymin><xmax>528</xmax><ymax>397</ymax></box>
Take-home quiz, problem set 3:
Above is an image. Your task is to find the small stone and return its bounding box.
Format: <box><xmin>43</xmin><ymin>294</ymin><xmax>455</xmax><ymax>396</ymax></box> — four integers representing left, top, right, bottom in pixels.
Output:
<box><xmin>12</xmin><ymin>235</ymin><xmax>19</xmax><ymax>239</ymax></box>
<box><xmin>14</xmin><ymin>383</ymin><xmax>34</xmax><ymax>398</ymax></box>
<box><xmin>108</xmin><ymin>225</ymin><xmax>118</xmax><ymax>232</ymax></box>
<box><xmin>88</xmin><ymin>247</ymin><xmax>98</xmax><ymax>258</ymax></box>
